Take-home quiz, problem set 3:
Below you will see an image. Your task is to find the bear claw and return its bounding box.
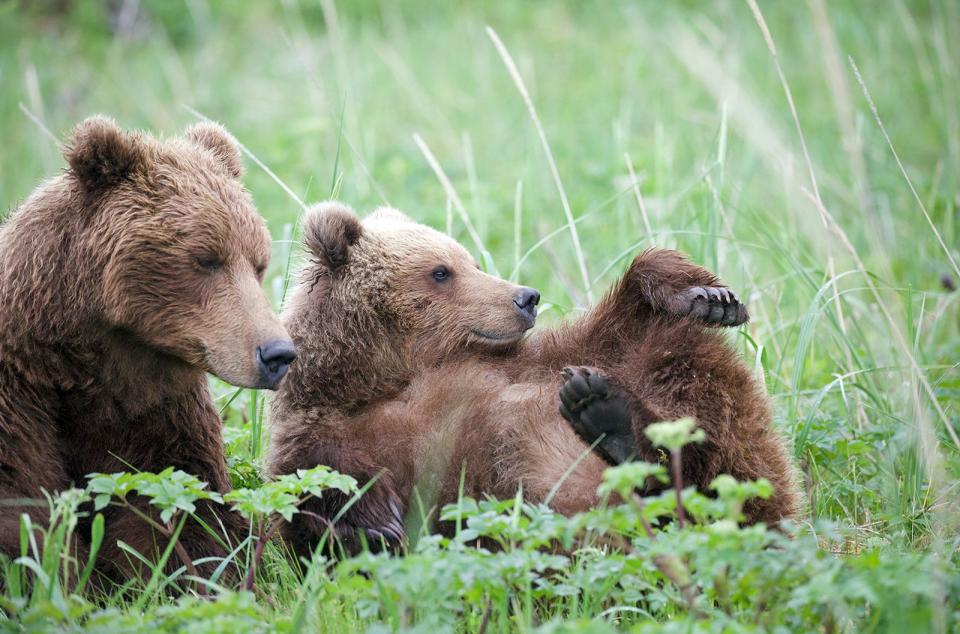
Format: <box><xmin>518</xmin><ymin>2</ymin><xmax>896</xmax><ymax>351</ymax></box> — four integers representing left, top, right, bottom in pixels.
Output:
<box><xmin>673</xmin><ymin>286</ymin><xmax>748</xmax><ymax>326</ymax></box>
<box><xmin>327</xmin><ymin>480</ymin><xmax>406</xmax><ymax>554</ymax></box>
<box><xmin>559</xmin><ymin>366</ymin><xmax>635</xmax><ymax>465</ymax></box>
<box><xmin>364</xmin><ymin>497</ymin><xmax>405</xmax><ymax>551</ymax></box>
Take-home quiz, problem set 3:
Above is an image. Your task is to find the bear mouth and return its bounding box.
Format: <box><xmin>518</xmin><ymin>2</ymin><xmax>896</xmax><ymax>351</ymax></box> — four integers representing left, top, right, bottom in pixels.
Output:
<box><xmin>470</xmin><ymin>328</ymin><xmax>527</xmax><ymax>343</ymax></box>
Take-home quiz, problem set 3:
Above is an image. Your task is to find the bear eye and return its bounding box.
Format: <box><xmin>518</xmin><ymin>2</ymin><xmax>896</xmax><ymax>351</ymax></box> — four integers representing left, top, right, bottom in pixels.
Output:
<box><xmin>196</xmin><ymin>254</ymin><xmax>223</xmax><ymax>272</ymax></box>
<box><xmin>255</xmin><ymin>263</ymin><xmax>267</xmax><ymax>278</ymax></box>
<box><xmin>431</xmin><ymin>266</ymin><xmax>451</xmax><ymax>282</ymax></box>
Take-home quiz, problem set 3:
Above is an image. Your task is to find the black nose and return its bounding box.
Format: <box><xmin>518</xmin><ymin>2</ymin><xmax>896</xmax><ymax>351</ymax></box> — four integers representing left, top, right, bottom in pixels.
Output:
<box><xmin>513</xmin><ymin>287</ymin><xmax>541</xmax><ymax>324</ymax></box>
<box><xmin>256</xmin><ymin>339</ymin><xmax>297</xmax><ymax>389</ymax></box>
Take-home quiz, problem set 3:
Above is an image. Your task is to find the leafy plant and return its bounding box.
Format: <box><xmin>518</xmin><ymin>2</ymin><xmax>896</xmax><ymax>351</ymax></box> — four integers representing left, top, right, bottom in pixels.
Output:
<box><xmin>225</xmin><ymin>466</ymin><xmax>357</xmax><ymax>590</ymax></box>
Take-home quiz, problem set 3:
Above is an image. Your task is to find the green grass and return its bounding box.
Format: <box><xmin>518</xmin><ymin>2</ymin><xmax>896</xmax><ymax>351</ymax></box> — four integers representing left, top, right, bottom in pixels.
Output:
<box><xmin>1</xmin><ymin>0</ymin><xmax>959</xmax><ymax>631</ymax></box>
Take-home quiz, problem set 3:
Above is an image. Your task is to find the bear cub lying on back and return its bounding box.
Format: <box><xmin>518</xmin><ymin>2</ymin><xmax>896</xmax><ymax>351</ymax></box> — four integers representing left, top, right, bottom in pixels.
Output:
<box><xmin>267</xmin><ymin>202</ymin><xmax>800</xmax><ymax>555</ymax></box>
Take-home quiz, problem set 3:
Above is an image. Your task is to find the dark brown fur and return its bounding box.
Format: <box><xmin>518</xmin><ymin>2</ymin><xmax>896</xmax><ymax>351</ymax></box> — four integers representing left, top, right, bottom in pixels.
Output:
<box><xmin>267</xmin><ymin>204</ymin><xmax>801</xmax><ymax>556</ymax></box>
<box><xmin>0</xmin><ymin>116</ymin><xmax>290</xmax><ymax>584</ymax></box>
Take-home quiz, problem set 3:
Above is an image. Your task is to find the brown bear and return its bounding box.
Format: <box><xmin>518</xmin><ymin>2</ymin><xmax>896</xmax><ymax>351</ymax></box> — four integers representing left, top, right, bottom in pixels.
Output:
<box><xmin>0</xmin><ymin>116</ymin><xmax>296</xmax><ymax>583</ymax></box>
<box><xmin>266</xmin><ymin>202</ymin><xmax>801</xmax><ymax>556</ymax></box>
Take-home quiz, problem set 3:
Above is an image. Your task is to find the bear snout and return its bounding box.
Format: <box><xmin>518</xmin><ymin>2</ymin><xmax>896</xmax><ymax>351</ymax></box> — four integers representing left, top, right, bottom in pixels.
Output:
<box><xmin>513</xmin><ymin>286</ymin><xmax>541</xmax><ymax>327</ymax></box>
<box><xmin>256</xmin><ymin>339</ymin><xmax>297</xmax><ymax>389</ymax></box>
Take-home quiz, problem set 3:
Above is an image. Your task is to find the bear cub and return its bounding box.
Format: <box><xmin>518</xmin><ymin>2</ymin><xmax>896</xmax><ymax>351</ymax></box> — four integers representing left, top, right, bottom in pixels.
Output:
<box><xmin>267</xmin><ymin>202</ymin><xmax>801</xmax><ymax>556</ymax></box>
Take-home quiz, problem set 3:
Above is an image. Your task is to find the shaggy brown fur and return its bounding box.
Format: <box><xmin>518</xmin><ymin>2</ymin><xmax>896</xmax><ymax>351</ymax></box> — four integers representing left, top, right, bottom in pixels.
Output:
<box><xmin>0</xmin><ymin>116</ymin><xmax>293</xmax><ymax>583</ymax></box>
<box><xmin>267</xmin><ymin>202</ymin><xmax>801</xmax><ymax>556</ymax></box>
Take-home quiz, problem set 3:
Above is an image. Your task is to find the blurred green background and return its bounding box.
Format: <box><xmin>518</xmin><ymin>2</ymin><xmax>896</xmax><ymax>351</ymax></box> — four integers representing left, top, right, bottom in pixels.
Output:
<box><xmin>1</xmin><ymin>0</ymin><xmax>958</xmax><ymax>544</ymax></box>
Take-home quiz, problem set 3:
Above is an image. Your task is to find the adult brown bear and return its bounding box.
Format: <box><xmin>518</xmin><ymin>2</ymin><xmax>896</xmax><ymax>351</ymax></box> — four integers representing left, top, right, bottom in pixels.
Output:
<box><xmin>267</xmin><ymin>202</ymin><xmax>800</xmax><ymax>556</ymax></box>
<box><xmin>0</xmin><ymin>116</ymin><xmax>296</xmax><ymax>582</ymax></box>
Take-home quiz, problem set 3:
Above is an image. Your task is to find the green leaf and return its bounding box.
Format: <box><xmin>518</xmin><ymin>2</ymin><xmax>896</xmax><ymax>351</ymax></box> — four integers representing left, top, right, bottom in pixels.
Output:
<box><xmin>644</xmin><ymin>418</ymin><xmax>705</xmax><ymax>453</ymax></box>
<box><xmin>86</xmin><ymin>469</ymin><xmax>222</xmax><ymax>525</ymax></box>
<box><xmin>224</xmin><ymin>464</ymin><xmax>358</xmax><ymax>521</ymax></box>
<box><xmin>598</xmin><ymin>462</ymin><xmax>668</xmax><ymax>501</ymax></box>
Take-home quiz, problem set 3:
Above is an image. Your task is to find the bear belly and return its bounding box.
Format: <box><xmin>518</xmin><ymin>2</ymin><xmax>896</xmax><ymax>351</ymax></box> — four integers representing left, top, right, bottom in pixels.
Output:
<box><xmin>370</xmin><ymin>365</ymin><xmax>609</xmax><ymax>519</ymax></box>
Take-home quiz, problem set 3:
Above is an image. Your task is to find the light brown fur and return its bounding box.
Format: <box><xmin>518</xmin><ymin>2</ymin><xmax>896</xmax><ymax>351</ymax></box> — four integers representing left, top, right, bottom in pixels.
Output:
<box><xmin>268</xmin><ymin>202</ymin><xmax>801</xmax><ymax>555</ymax></box>
<box><xmin>0</xmin><ymin>116</ymin><xmax>292</xmax><ymax>583</ymax></box>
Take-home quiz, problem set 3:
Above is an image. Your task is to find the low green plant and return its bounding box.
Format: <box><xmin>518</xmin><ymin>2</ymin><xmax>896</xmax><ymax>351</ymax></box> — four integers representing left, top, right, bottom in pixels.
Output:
<box><xmin>6</xmin><ymin>418</ymin><xmax>955</xmax><ymax>633</ymax></box>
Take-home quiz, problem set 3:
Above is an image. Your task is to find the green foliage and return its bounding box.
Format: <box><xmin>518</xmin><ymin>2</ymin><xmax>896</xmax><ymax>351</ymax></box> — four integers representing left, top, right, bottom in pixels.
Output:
<box><xmin>7</xmin><ymin>457</ymin><xmax>956</xmax><ymax>632</ymax></box>
<box><xmin>598</xmin><ymin>462</ymin><xmax>668</xmax><ymax>502</ymax></box>
<box><xmin>1</xmin><ymin>489</ymin><xmax>93</xmax><ymax>618</ymax></box>
<box><xmin>224</xmin><ymin>466</ymin><xmax>357</xmax><ymax>523</ymax></box>
<box><xmin>87</xmin><ymin>469</ymin><xmax>223</xmax><ymax>524</ymax></box>
<box><xmin>644</xmin><ymin>419</ymin><xmax>705</xmax><ymax>454</ymax></box>
<box><xmin>222</xmin><ymin>423</ymin><xmax>263</xmax><ymax>490</ymax></box>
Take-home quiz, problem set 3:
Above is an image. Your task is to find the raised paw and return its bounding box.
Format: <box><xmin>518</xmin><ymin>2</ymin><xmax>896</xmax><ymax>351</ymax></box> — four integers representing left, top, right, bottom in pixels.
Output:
<box><xmin>670</xmin><ymin>286</ymin><xmax>749</xmax><ymax>326</ymax></box>
<box><xmin>558</xmin><ymin>366</ymin><xmax>635</xmax><ymax>464</ymax></box>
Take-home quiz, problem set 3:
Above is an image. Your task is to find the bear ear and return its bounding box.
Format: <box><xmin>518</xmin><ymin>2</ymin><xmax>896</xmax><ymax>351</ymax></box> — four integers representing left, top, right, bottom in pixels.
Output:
<box><xmin>184</xmin><ymin>121</ymin><xmax>244</xmax><ymax>179</ymax></box>
<box><xmin>369</xmin><ymin>207</ymin><xmax>414</xmax><ymax>224</ymax></box>
<box><xmin>303</xmin><ymin>201</ymin><xmax>364</xmax><ymax>271</ymax></box>
<box><xmin>64</xmin><ymin>115</ymin><xmax>145</xmax><ymax>191</ymax></box>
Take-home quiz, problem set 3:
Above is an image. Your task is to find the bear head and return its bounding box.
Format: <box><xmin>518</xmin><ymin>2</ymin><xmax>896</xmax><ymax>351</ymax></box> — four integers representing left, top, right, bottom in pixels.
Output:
<box><xmin>61</xmin><ymin>115</ymin><xmax>295</xmax><ymax>390</ymax></box>
<box><xmin>296</xmin><ymin>201</ymin><xmax>540</xmax><ymax>356</ymax></box>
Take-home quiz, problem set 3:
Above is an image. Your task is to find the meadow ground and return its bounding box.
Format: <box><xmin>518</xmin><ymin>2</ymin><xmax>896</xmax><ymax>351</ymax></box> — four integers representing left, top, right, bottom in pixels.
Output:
<box><xmin>0</xmin><ymin>1</ymin><xmax>958</xmax><ymax>632</ymax></box>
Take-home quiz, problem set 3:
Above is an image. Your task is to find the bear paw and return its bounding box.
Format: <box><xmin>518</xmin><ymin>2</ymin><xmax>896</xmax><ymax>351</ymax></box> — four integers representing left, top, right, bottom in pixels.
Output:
<box><xmin>669</xmin><ymin>286</ymin><xmax>748</xmax><ymax>326</ymax></box>
<box><xmin>559</xmin><ymin>366</ymin><xmax>635</xmax><ymax>465</ymax></box>
<box><xmin>294</xmin><ymin>477</ymin><xmax>406</xmax><ymax>557</ymax></box>
<box><xmin>335</xmin><ymin>485</ymin><xmax>406</xmax><ymax>554</ymax></box>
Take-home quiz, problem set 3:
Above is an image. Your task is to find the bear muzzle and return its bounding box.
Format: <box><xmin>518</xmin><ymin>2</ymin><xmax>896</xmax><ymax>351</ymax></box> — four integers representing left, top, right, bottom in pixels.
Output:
<box><xmin>256</xmin><ymin>339</ymin><xmax>297</xmax><ymax>389</ymax></box>
<box><xmin>513</xmin><ymin>286</ymin><xmax>541</xmax><ymax>329</ymax></box>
